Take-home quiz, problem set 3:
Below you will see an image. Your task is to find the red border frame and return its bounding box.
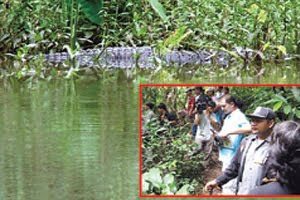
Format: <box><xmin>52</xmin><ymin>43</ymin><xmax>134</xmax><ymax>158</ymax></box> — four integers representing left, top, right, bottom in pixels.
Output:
<box><xmin>139</xmin><ymin>83</ymin><xmax>300</xmax><ymax>198</ymax></box>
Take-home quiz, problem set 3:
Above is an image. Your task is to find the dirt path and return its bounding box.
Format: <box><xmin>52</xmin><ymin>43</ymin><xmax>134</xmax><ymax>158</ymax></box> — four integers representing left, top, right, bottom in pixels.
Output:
<box><xmin>197</xmin><ymin>149</ymin><xmax>222</xmax><ymax>194</ymax></box>
<box><xmin>203</xmin><ymin>150</ymin><xmax>222</xmax><ymax>183</ymax></box>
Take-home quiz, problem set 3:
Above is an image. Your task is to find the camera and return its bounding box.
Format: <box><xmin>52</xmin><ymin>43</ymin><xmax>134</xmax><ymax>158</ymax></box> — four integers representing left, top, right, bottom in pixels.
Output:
<box><xmin>214</xmin><ymin>135</ymin><xmax>224</xmax><ymax>146</ymax></box>
<box><xmin>196</xmin><ymin>94</ymin><xmax>211</xmax><ymax>114</ymax></box>
<box><xmin>196</xmin><ymin>102</ymin><xmax>207</xmax><ymax>114</ymax></box>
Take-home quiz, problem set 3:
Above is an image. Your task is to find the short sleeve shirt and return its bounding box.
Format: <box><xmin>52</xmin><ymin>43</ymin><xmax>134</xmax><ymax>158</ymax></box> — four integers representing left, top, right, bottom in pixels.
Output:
<box><xmin>218</xmin><ymin>109</ymin><xmax>251</xmax><ymax>163</ymax></box>
<box><xmin>238</xmin><ymin>136</ymin><xmax>271</xmax><ymax>194</ymax></box>
<box><xmin>143</xmin><ymin>110</ymin><xmax>155</xmax><ymax>125</ymax></box>
<box><xmin>186</xmin><ymin>96</ymin><xmax>195</xmax><ymax>114</ymax></box>
<box><xmin>195</xmin><ymin>113</ymin><xmax>211</xmax><ymax>143</ymax></box>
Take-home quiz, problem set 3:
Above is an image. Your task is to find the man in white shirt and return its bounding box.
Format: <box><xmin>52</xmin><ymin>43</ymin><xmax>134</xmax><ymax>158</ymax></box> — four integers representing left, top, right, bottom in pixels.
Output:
<box><xmin>216</xmin><ymin>94</ymin><xmax>251</xmax><ymax>194</ymax></box>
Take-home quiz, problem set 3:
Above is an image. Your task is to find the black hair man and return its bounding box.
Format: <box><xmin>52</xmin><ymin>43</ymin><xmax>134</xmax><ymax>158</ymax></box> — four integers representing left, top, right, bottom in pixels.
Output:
<box><xmin>204</xmin><ymin>106</ymin><xmax>276</xmax><ymax>195</ymax></box>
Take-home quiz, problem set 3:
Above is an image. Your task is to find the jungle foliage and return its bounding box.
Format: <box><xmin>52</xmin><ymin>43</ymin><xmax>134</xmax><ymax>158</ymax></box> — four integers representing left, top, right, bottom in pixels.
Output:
<box><xmin>231</xmin><ymin>86</ymin><xmax>300</xmax><ymax>120</ymax></box>
<box><xmin>0</xmin><ymin>0</ymin><xmax>299</xmax><ymax>81</ymax></box>
<box><xmin>142</xmin><ymin>118</ymin><xmax>205</xmax><ymax>195</ymax></box>
<box><xmin>143</xmin><ymin>86</ymin><xmax>300</xmax><ymax>121</ymax></box>
<box><xmin>0</xmin><ymin>0</ymin><xmax>299</xmax><ymax>56</ymax></box>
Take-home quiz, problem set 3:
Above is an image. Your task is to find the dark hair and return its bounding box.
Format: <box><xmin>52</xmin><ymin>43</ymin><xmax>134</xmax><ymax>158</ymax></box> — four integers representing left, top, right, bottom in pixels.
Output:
<box><xmin>146</xmin><ymin>102</ymin><xmax>154</xmax><ymax>110</ymax></box>
<box><xmin>157</xmin><ymin>103</ymin><xmax>167</xmax><ymax>111</ymax></box>
<box><xmin>207</xmin><ymin>101</ymin><xmax>216</xmax><ymax>108</ymax></box>
<box><xmin>223</xmin><ymin>94</ymin><xmax>244</xmax><ymax>109</ymax></box>
<box><xmin>268</xmin><ymin>121</ymin><xmax>300</xmax><ymax>191</ymax></box>
<box><xmin>223</xmin><ymin>94</ymin><xmax>237</xmax><ymax>105</ymax></box>
<box><xmin>195</xmin><ymin>87</ymin><xmax>204</xmax><ymax>93</ymax></box>
<box><xmin>223</xmin><ymin>87</ymin><xmax>230</xmax><ymax>93</ymax></box>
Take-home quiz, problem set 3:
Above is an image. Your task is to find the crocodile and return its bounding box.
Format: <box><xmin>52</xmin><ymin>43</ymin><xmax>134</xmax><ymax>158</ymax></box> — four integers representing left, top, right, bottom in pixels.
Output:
<box><xmin>44</xmin><ymin>47</ymin><xmax>231</xmax><ymax>68</ymax></box>
<box><xmin>45</xmin><ymin>46</ymin><xmax>295</xmax><ymax>68</ymax></box>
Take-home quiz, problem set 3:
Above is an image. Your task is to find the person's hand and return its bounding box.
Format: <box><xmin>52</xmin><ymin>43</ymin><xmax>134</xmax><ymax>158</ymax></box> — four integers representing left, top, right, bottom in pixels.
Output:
<box><xmin>204</xmin><ymin>179</ymin><xmax>219</xmax><ymax>193</ymax></box>
<box><xmin>219</xmin><ymin>132</ymin><xmax>230</xmax><ymax>138</ymax></box>
<box><xmin>204</xmin><ymin>109</ymin><xmax>211</xmax><ymax>117</ymax></box>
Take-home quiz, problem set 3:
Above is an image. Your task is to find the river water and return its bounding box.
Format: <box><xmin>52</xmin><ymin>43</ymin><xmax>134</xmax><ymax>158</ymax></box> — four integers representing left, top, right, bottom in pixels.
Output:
<box><xmin>0</xmin><ymin>62</ymin><xmax>299</xmax><ymax>200</ymax></box>
<box><xmin>0</xmin><ymin>79</ymin><xmax>139</xmax><ymax>200</ymax></box>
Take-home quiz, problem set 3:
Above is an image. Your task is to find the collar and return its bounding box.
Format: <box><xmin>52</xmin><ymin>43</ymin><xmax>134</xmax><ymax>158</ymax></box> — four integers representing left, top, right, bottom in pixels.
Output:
<box><xmin>265</xmin><ymin>133</ymin><xmax>272</xmax><ymax>143</ymax></box>
<box><xmin>251</xmin><ymin>132</ymin><xmax>272</xmax><ymax>143</ymax></box>
<box><xmin>249</xmin><ymin>133</ymin><xmax>272</xmax><ymax>151</ymax></box>
<box><xmin>226</xmin><ymin>108</ymin><xmax>240</xmax><ymax>119</ymax></box>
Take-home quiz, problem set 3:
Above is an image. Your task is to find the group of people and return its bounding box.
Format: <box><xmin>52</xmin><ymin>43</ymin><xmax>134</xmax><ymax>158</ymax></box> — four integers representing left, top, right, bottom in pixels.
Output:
<box><xmin>143</xmin><ymin>86</ymin><xmax>300</xmax><ymax>195</ymax></box>
<box><xmin>205</xmin><ymin>112</ymin><xmax>300</xmax><ymax>195</ymax></box>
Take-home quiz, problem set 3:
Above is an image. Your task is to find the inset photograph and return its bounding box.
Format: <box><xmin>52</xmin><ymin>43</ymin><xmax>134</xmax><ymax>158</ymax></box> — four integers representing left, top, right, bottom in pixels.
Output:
<box><xmin>140</xmin><ymin>84</ymin><xmax>300</xmax><ymax>197</ymax></box>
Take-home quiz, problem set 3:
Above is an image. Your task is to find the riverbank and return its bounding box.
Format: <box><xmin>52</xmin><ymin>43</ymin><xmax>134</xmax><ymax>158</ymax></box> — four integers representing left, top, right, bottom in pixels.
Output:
<box><xmin>1</xmin><ymin>0</ymin><xmax>299</xmax><ymax>60</ymax></box>
<box><xmin>0</xmin><ymin>59</ymin><xmax>299</xmax><ymax>85</ymax></box>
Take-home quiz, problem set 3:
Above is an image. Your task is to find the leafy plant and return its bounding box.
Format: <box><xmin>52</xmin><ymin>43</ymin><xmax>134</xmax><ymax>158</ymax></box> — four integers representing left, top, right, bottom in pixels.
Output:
<box><xmin>142</xmin><ymin>116</ymin><xmax>205</xmax><ymax>195</ymax></box>
<box><xmin>230</xmin><ymin>87</ymin><xmax>300</xmax><ymax>120</ymax></box>
<box><xmin>77</xmin><ymin>0</ymin><xmax>103</xmax><ymax>25</ymax></box>
<box><xmin>64</xmin><ymin>0</ymin><xmax>103</xmax><ymax>50</ymax></box>
<box><xmin>1</xmin><ymin>0</ymin><xmax>299</xmax><ymax>57</ymax></box>
<box><xmin>158</xmin><ymin>26</ymin><xmax>192</xmax><ymax>54</ymax></box>
<box><xmin>147</xmin><ymin>0</ymin><xmax>168</xmax><ymax>22</ymax></box>
<box><xmin>143</xmin><ymin>167</ymin><xmax>192</xmax><ymax>195</ymax></box>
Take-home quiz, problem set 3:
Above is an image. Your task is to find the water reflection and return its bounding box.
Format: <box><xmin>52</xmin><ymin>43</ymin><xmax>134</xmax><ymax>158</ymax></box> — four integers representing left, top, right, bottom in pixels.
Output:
<box><xmin>0</xmin><ymin>61</ymin><xmax>299</xmax><ymax>200</ymax></box>
<box><xmin>0</xmin><ymin>80</ymin><xmax>139</xmax><ymax>200</ymax></box>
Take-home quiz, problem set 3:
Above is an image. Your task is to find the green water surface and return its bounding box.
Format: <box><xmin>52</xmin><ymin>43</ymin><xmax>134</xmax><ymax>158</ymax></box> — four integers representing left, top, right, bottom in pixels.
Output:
<box><xmin>0</xmin><ymin>79</ymin><xmax>139</xmax><ymax>200</ymax></box>
<box><xmin>0</xmin><ymin>61</ymin><xmax>299</xmax><ymax>200</ymax></box>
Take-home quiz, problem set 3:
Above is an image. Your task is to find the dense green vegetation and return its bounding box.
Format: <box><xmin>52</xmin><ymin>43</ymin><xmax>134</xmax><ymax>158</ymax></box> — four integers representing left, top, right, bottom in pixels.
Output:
<box><xmin>142</xmin><ymin>120</ymin><xmax>204</xmax><ymax>195</ymax></box>
<box><xmin>142</xmin><ymin>86</ymin><xmax>300</xmax><ymax>195</ymax></box>
<box><xmin>143</xmin><ymin>86</ymin><xmax>300</xmax><ymax>120</ymax></box>
<box><xmin>1</xmin><ymin>0</ymin><xmax>299</xmax><ymax>56</ymax></box>
<box><xmin>0</xmin><ymin>1</ymin><xmax>299</xmax><ymax>81</ymax></box>
<box><xmin>231</xmin><ymin>86</ymin><xmax>300</xmax><ymax>120</ymax></box>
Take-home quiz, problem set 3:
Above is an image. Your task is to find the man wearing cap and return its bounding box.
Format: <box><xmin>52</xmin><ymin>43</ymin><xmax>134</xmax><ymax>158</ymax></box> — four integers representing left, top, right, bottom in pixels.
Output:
<box><xmin>206</xmin><ymin>87</ymin><xmax>217</xmax><ymax>102</ymax></box>
<box><xmin>204</xmin><ymin>106</ymin><xmax>276</xmax><ymax>195</ymax></box>
<box><xmin>214</xmin><ymin>86</ymin><xmax>224</xmax><ymax>100</ymax></box>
